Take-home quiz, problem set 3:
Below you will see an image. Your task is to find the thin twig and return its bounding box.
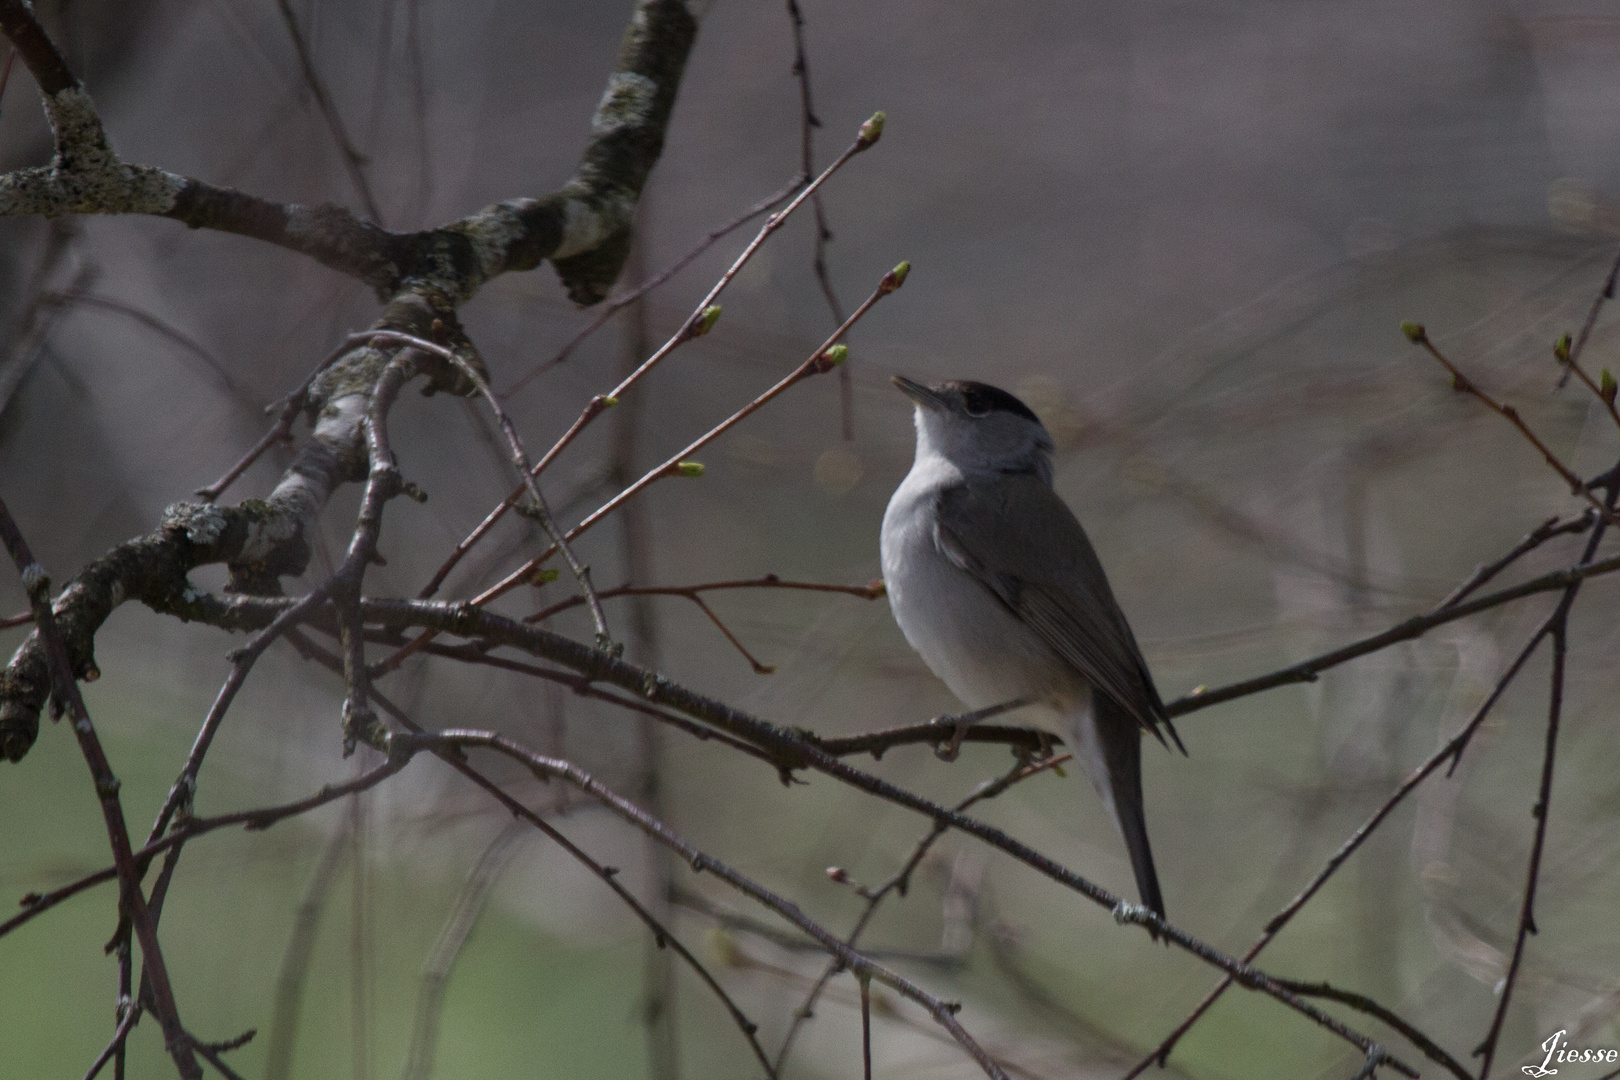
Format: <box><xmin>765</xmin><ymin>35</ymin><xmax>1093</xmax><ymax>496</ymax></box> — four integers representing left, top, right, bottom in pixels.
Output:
<box><xmin>859</xmin><ymin>974</ymin><xmax>873</xmax><ymax>1080</ymax></box>
<box><xmin>1403</xmin><ymin>323</ymin><xmax>1612</xmax><ymax>519</ymax></box>
<box><xmin>1473</xmin><ymin>601</ymin><xmax>1582</xmax><ymax>1077</ymax></box>
<box><xmin>500</xmin><ymin>174</ymin><xmax>806</xmax><ymax>399</ymax></box>
<box><xmin>1351</xmin><ymin>1049</ymin><xmax>1387</xmax><ymax>1080</ymax></box>
<box><xmin>401</xmin><ymin>727</ymin><xmax>1011</xmax><ymax>1080</ymax></box>
<box><xmin>188</xmin><ymin>1034</ymin><xmax>250</xmax><ymax>1080</ymax></box>
<box><xmin>466</xmin><ymin>260</ymin><xmax>909</xmax><ymax>613</ymax></box>
<box><xmin>775</xmin><ymin>755</ymin><xmax>1070</xmax><ymax>1075</ymax></box>
<box><xmin>1430</xmin><ymin>511</ymin><xmax>1594</xmax><ymax>613</ymax></box>
<box><xmin>1553</xmin><ymin>335</ymin><xmax>1620</xmax><ymax>430</ymax></box>
<box><xmin>420</xmin><ymin>117</ymin><xmax>882</xmax><ymax>600</ymax></box>
<box><xmin>784</xmin><ymin>0</ymin><xmax>853</xmax><ymax>439</ymax></box>
<box><xmin>1167</xmin><ymin>548</ymin><xmax>1620</xmax><ymax>716</ymax></box>
<box><xmin>2</xmin><ymin>756</ymin><xmax>401</xmax><ymax>949</ymax></box>
<box><xmin>257</xmin><ymin>634</ymin><xmax>784</xmax><ymax>1080</ymax></box>
<box><xmin>82</xmin><ymin>1001</ymin><xmax>142</xmax><ymax>1080</ymax></box>
<box><xmin>273</xmin><ymin>0</ymin><xmax>383</xmax><ymax>221</ymax></box>
<box><xmin>1131</xmin><ymin>469</ymin><xmax>1620</xmax><ymax>1079</ymax></box>
<box><xmin>378</xmin><ymin>258</ymin><xmax>905</xmax><ymax>678</ymax></box>
<box><xmin>0</xmin><ymin>497</ymin><xmax>201</xmax><ymax>1080</ymax></box>
<box><xmin>526</xmin><ymin>574</ymin><xmax>886</xmax><ymax>673</ymax></box>
<box><xmin>349</xmin><ymin>329</ymin><xmax>613</xmax><ymax>649</ymax></box>
<box><xmin>1273</xmin><ymin>980</ymin><xmax>1468</xmax><ymax>1080</ymax></box>
<box><xmin>528</xmin><ymin>574</ymin><xmax>884</xmax><ymax>622</ymax></box>
<box><xmin>1555</xmin><ymin>242</ymin><xmax>1620</xmax><ymax>388</ymax></box>
<box><xmin>1125</xmin><ymin>614</ymin><xmax>1555</xmax><ymax>1079</ymax></box>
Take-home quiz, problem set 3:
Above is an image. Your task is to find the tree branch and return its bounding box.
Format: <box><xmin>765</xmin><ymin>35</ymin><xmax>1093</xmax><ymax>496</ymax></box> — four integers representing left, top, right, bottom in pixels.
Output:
<box><xmin>0</xmin><ymin>0</ymin><xmax>700</xmax><ymax>304</ymax></box>
<box><xmin>0</xmin><ymin>496</ymin><xmax>201</xmax><ymax>1079</ymax></box>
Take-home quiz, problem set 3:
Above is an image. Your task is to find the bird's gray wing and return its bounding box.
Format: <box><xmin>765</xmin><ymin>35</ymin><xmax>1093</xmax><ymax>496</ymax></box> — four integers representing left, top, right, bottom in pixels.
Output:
<box><xmin>934</xmin><ymin>474</ymin><xmax>1179</xmax><ymax>748</ymax></box>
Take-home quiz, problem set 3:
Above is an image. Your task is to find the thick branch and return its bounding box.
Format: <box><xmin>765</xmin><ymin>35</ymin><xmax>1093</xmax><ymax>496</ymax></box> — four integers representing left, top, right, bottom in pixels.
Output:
<box><xmin>0</xmin><ymin>0</ymin><xmax>701</xmax><ymax>305</ymax></box>
<box><xmin>0</xmin><ymin>297</ymin><xmax>462</xmax><ymax>760</ymax></box>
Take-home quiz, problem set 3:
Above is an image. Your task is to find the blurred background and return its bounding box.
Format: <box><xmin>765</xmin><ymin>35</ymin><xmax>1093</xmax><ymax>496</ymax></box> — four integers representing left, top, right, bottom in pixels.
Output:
<box><xmin>2</xmin><ymin>1</ymin><xmax>1619</xmax><ymax>1077</ymax></box>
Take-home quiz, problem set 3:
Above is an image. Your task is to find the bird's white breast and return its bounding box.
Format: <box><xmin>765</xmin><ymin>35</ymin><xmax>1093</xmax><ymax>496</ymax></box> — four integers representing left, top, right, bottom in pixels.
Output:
<box><xmin>880</xmin><ymin>456</ymin><xmax>1077</xmax><ymax>736</ymax></box>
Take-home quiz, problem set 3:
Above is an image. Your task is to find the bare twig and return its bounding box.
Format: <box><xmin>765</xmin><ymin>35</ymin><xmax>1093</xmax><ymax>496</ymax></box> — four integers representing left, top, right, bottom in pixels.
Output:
<box><xmin>526</xmin><ymin>574</ymin><xmax>886</xmax><ymax>673</ymax></box>
<box><xmin>1132</xmin><ymin>468</ymin><xmax>1620</xmax><ymax>1079</ymax></box>
<box><xmin>467</xmin><ymin>259</ymin><xmax>909</xmax><ymax>612</ymax></box>
<box><xmin>231</xmin><ymin>630</ymin><xmax>783</xmax><ymax>1080</ymax></box>
<box><xmin>421</xmin><ymin>116</ymin><xmax>884</xmax><ymax>600</ymax></box>
<box><xmin>400</xmin><ymin>727</ymin><xmax>1011</xmax><ymax>1080</ymax></box>
<box><xmin>775</xmin><ymin>755</ymin><xmax>1070</xmax><ymax>1075</ymax></box>
<box><xmin>82</xmin><ymin>1000</ymin><xmax>142</xmax><ymax>1080</ymax></box>
<box><xmin>1167</xmin><ymin>549</ymin><xmax>1620</xmax><ymax>716</ymax></box>
<box><xmin>2</xmin><ymin>755</ymin><xmax>405</xmax><ymax>947</ymax></box>
<box><xmin>188</xmin><ymin>1033</ymin><xmax>250</xmax><ymax>1080</ymax></box>
<box><xmin>500</xmin><ymin>173</ymin><xmax>806</xmax><ymax>399</ymax></box>
<box><xmin>1402</xmin><ymin>322</ymin><xmax>1612</xmax><ymax>518</ymax></box>
<box><xmin>1552</xmin><ymin>332</ymin><xmax>1620</xmax><ymax>430</ymax></box>
<box><xmin>1351</xmin><ymin>1049</ymin><xmax>1388</xmax><ymax>1080</ymax></box>
<box><xmin>378</xmin><ymin>257</ymin><xmax>906</xmax><ymax>678</ymax></box>
<box><xmin>0</xmin><ymin>496</ymin><xmax>201</xmax><ymax>1080</ymax></box>
<box><xmin>528</xmin><ymin>574</ymin><xmax>884</xmax><ymax>622</ymax></box>
<box><xmin>1430</xmin><ymin>511</ymin><xmax>1594</xmax><ymax>612</ymax></box>
<box><xmin>1272</xmin><ymin>980</ymin><xmax>1469</xmax><ymax>1080</ymax></box>
<box><xmin>784</xmin><ymin>0</ymin><xmax>854</xmax><ymax>438</ymax></box>
<box><xmin>1555</xmin><ymin>242</ymin><xmax>1620</xmax><ymax>388</ymax></box>
<box><xmin>272</xmin><ymin>0</ymin><xmax>384</xmax><ymax>222</ymax></box>
<box><xmin>859</xmin><ymin>973</ymin><xmax>873</xmax><ymax>1080</ymax></box>
<box><xmin>1473</xmin><ymin>618</ymin><xmax>1576</xmax><ymax>1078</ymax></box>
<box><xmin>346</xmin><ymin>329</ymin><xmax>613</xmax><ymax>649</ymax></box>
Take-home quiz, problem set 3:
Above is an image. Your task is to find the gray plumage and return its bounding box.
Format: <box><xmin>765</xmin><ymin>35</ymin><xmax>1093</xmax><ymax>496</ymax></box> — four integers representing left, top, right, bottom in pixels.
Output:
<box><xmin>880</xmin><ymin>376</ymin><xmax>1181</xmax><ymax>919</ymax></box>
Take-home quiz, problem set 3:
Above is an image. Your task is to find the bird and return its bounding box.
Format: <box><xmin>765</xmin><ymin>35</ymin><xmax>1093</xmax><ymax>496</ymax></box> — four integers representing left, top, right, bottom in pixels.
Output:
<box><xmin>880</xmin><ymin>375</ymin><xmax>1183</xmax><ymax>920</ymax></box>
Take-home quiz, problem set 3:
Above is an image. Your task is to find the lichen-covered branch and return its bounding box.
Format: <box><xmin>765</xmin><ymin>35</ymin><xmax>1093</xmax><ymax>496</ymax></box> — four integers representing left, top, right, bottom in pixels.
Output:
<box><xmin>0</xmin><ymin>293</ymin><xmax>463</xmax><ymax>759</ymax></box>
<box><xmin>0</xmin><ymin>0</ymin><xmax>706</xmax><ymax>759</ymax></box>
<box><xmin>0</xmin><ymin>0</ymin><xmax>699</xmax><ymax>305</ymax></box>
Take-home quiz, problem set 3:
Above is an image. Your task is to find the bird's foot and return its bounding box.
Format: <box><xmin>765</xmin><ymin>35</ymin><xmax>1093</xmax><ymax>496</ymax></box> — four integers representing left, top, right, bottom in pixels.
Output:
<box><xmin>932</xmin><ymin>715</ymin><xmax>973</xmax><ymax>761</ymax></box>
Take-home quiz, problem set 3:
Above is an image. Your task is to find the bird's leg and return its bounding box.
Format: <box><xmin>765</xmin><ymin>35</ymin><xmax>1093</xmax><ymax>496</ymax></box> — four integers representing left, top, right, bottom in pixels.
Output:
<box><xmin>930</xmin><ymin>697</ymin><xmax>1030</xmax><ymax>762</ymax></box>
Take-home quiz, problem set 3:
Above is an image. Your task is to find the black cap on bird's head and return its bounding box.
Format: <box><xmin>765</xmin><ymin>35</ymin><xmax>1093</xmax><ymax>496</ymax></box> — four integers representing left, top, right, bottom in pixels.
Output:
<box><xmin>891</xmin><ymin>376</ymin><xmax>1041</xmax><ymax>423</ymax></box>
<box><xmin>892</xmin><ymin>375</ymin><xmax>1053</xmax><ymax>477</ymax></box>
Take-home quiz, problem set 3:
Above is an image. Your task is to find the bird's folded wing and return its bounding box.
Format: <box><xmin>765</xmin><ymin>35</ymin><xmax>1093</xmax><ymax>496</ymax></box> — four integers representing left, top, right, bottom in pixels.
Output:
<box><xmin>933</xmin><ymin>475</ymin><xmax>1173</xmax><ymax>743</ymax></box>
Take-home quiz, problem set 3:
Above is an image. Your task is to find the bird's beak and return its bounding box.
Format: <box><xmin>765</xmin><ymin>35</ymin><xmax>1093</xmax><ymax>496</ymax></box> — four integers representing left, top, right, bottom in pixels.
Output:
<box><xmin>892</xmin><ymin>375</ymin><xmax>945</xmax><ymax>411</ymax></box>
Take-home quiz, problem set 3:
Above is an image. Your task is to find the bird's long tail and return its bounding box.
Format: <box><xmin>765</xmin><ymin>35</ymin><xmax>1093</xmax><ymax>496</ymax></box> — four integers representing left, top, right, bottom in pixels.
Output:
<box><xmin>1073</xmin><ymin>694</ymin><xmax>1165</xmax><ymax>921</ymax></box>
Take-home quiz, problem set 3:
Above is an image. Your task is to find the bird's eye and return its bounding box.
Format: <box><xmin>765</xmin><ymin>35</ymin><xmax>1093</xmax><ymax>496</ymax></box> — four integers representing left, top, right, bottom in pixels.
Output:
<box><xmin>962</xmin><ymin>392</ymin><xmax>990</xmax><ymax>417</ymax></box>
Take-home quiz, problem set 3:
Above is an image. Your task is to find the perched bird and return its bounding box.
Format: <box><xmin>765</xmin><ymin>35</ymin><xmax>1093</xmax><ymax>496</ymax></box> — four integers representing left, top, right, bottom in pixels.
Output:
<box><xmin>880</xmin><ymin>376</ymin><xmax>1183</xmax><ymax>919</ymax></box>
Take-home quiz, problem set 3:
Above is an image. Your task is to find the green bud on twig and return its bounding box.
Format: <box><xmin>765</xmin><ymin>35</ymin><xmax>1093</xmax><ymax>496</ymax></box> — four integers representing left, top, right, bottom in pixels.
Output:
<box><xmin>529</xmin><ymin>566</ymin><xmax>560</xmax><ymax>586</ymax></box>
<box><xmin>690</xmin><ymin>305</ymin><xmax>722</xmax><ymax>338</ymax></box>
<box><xmin>822</xmin><ymin>343</ymin><xmax>848</xmax><ymax>367</ymax></box>
<box><xmin>878</xmin><ymin>260</ymin><xmax>911</xmax><ymax>295</ymax></box>
<box><xmin>1554</xmin><ymin>334</ymin><xmax>1572</xmax><ymax>364</ymax></box>
<box><xmin>600</xmin><ymin>395</ymin><xmax>619</xmax><ymax>408</ymax></box>
<box><xmin>1601</xmin><ymin>368</ymin><xmax>1617</xmax><ymax>407</ymax></box>
<box><xmin>675</xmin><ymin>461</ymin><xmax>705</xmax><ymax>478</ymax></box>
<box><xmin>857</xmin><ymin>111</ymin><xmax>885</xmax><ymax>149</ymax></box>
<box><xmin>1400</xmin><ymin>321</ymin><xmax>1426</xmax><ymax>344</ymax></box>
